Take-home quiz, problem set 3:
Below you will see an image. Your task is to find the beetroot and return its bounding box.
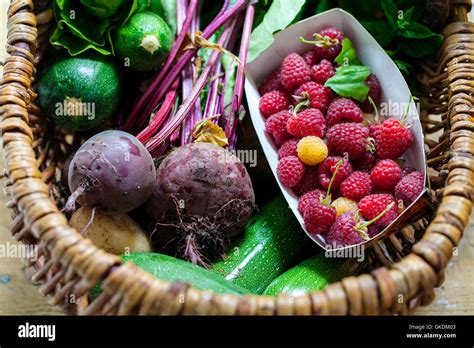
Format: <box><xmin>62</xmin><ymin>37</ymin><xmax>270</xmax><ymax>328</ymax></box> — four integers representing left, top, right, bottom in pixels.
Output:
<box><xmin>66</xmin><ymin>130</ymin><xmax>156</xmax><ymax>215</ymax></box>
<box><xmin>146</xmin><ymin>142</ymin><xmax>255</xmax><ymax>266</ymax></box>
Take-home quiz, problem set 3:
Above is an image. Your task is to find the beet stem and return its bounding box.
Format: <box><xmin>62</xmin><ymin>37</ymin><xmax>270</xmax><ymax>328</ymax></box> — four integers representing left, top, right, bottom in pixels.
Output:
<box><xmin>225</xmin><ymin>3</ymin><xmax>255</xmax><ymax>148</ymax></box>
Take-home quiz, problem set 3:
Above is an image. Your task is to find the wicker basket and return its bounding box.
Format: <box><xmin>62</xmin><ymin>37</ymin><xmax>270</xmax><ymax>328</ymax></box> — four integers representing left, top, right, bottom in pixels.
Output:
<box><xmin>1</xmin><ymin>0</ymin><xmax>473</xmax><ymax>315</ymax></box>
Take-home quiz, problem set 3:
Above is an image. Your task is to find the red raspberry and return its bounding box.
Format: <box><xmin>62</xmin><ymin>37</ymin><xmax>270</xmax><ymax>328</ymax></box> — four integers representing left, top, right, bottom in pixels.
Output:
<box><xmin>259</xmin><ymin>90</ymin><xmax>290</xmax><ymax>118</ymax></box>
<box><xmin>368</xmin><ymin>225</ymin><xmax>382</xmax><ymax>238</ymax></box>
<box><xmin>312</xmin><ymin>27</ymin><xmax>345</xmax><ymax>62</ymax></box>
<box><xmin>324</xmin><ymin>212</ymin><xmax>368</xmax><ymax>247</ymax></box>
<box><xmin>358</xmin><ymin>194</ymin><xmax>399</xmax><ymax>228</ymax></box>
<box><xmin>302</xmin><ymin>50</ymin><xmax>316</xmax><ymax>66</ymax></box>
<box><xmin>340</xmin><ymin>171</ymin><xmax>373</xmax><ymax>201</ymax></box>
<box><xmin>304</xmin><ymin>201</ymin><xmax>336</xmax><ymax>235</ymax></box>
<box><xmin>293</xmin><ymin>166</ymin><xmax>320</xmax><ymax>196</ymax></box>
<box><xmin>318</xmin><ymin>156</ymin><xmax>353</xmax><ymax>190</ymax></box>
<box><xmin>401</xmin><ymin>166</ymin><xmax>416</xmax><ymax>177</ymax></box>
<box><xmin>374</xmin><ymin>118</ymin><xmax>414</xmax><ymax>160</ymax></box>
<box><xmin>311</xmin><ymin>59</ymin><xmax>335</xmax><ymax>84</ymax></box>
<box><xmin>277</xmin><ymin>156</ymin><xmax>305</xmax><ymax>187</ymax></box>
<box><xmin>326</xmin><ymin>97</ymin><xmax>363</xmax><ymax>127</ymax></box>
<box><xmin>278</xmin><ymin>138</ymin><xmax>299</xmax><ymax>159</ymax></box>
<box><xmin>259</xmin><ymin>68</ymin><xmax>283</xmax><ymax>95</ymax></box>
<box><xmin>280</xmin><ymin>53</ymin><xmax>311</xmax><ymax>90</ymax></box>
<box><xmin>287</xmin><ymin>108</ymin><xmax>326</xmax><ymax>138</ymax></box>
<box><xmin>294</xmin><ymin>81</ymin><xmax>333</xmax><ymax>114</ymax></box>
<box><xmin>298</xmin><ymin>189</ymin><xmax>326</xmax><ymax>214</ymax></box>
<box><xmin>370</xmin><ymin>159</ymin><xmax>402</xmax><ymax>191</ymax></box>
<box><xmin>354</xmin><ymin>152</ymin><xmax>376</xmax><ymax>173</ymax></box>
<box><xmin>266</xmin><ymin>110</ymin><xmax>292</xmax><ymax>147</ymax></box>
<box><xmin>368</xmin><ymin>123</ymin><xmax>382</xmax><ymax>139</ymax></box>
<box><xmin>361</xmin><ymin>74</ymin><xmax>382</xmax><ymax>112</ymax></box>
<box><xmin>395</xmin><ymin>171</ymin><xmax>424</xmax><ymax>206</ymax></box>
<box><xmin>326</xmin><ymin>123</ymin><xmax>369</xmax><ymax>160</ymax></box>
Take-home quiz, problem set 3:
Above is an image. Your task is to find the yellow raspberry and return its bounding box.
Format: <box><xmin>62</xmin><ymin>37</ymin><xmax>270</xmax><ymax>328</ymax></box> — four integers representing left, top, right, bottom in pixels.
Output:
<box><xmin>331</xmin><ymin>197</ymin><xmax>358</xmax><ymax>217</ymax></box>
<box><xmin>297</xmin><ymin>136</ymin><xmax>328</xmax><ymax>166</ymax></box>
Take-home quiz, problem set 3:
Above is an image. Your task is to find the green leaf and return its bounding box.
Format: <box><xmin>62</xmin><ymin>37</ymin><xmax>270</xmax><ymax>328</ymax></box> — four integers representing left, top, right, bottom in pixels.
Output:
<box><xmin>399</xmin><ymin>22</ymin><xmax>440</xmax><ymax>39</ymax></box>
<box><xmin>393</xmin><ymin>59</ymin><xmax>411</xmax><ymax>76</ymax></box>
<box><xmin>325</xmin><ymin>65</ymin><xmax>371</xmax><ymax>102</ymax></box>
<box><xmin>381</xmin><ymin>0</ymin><xmax>399</xmax><ymax>30</ymax></box>
<box><xmin>334</xmin><ymin>38</ymin><xmax>361</xmax><ymax>66</ymax></box>
<box><xmin>248</xmin><ymin>0</ymin><xmax>306</xmax><ymax>62</ymax></box>
<box><xmin>398</xmin><ymin>35</ymin><xmax>443</xmax><ymax>58</ymax></box>
<box><xmin>54</xmin><ymin>0</ymin><xmax>109</xmax><ymax>46</ymax></box>
<box><xmin>50</xmin><ymin>25</ymin><xmax>112</xmax><ymax>56</ymax></box>
<box><xmin>222</xmin><ymin>55</ymin><xmax>238</xmax><ymax>116</ymax></box>
<box><xmin>361</xmin><ymin>20</ymin><xmax>396</xmax><ymax>47</ymax></box>
<box><xmin>315</xmin><ymin>0</ymin><xmax>332</xmax><ymax>14</ymax></box>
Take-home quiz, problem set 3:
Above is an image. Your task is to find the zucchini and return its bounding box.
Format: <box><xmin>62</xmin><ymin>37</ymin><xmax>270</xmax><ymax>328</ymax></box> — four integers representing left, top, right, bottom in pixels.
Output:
<box><xmin>211</xmin><ymin>194</ymin><xmax>311</xmax><ymax>294</ymax></box>
<box><xmin>263</xmin><ymin>252</ymin><xmax>366</xmax><ymax>296</ymax></box>
<box><xmin>90</xmin><ymin>252</ymin><xmax>249</xmax><ymax>299</ymax></box>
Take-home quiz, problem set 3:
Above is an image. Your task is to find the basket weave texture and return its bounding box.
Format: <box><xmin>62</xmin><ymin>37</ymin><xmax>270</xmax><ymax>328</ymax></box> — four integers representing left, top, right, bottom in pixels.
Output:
<box><xmin>1</xmin><ymin>0</ymin><xmax>473</xmax><ymax>315</ymax></box>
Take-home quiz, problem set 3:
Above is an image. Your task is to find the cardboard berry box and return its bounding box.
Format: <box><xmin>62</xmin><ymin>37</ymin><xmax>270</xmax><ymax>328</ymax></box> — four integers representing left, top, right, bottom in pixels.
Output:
<box><xmin>244</xmin><ymin>8</ymin><xmax>428</xmax><ymax>251</ymax></box>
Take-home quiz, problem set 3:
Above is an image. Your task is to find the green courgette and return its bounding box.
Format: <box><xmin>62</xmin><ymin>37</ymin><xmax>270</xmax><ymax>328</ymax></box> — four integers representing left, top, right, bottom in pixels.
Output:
<box><xmin>90</xmin><ymin>252</ymin><xmax>249</xmax><ymax>299</ymax></box>
<box><xmin>211</xmin><ymin>194</ymin><xmax>311</xmax><ymax>294</ymax></box>
<box><xmin>263</xmin><ymin>252</ymin><xmax>366</xmax><ymax>296</ymax></box>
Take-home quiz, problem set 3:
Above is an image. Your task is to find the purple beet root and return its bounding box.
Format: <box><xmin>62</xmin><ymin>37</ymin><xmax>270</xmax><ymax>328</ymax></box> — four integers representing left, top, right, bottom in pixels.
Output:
<box><xmin>146</xmin><ymin>142</ymin><xmax>255</xmax><ymax>266</ymax></box>
<box><xmin>66</xmin><ymin>130</ymin><xmax>156</xmax><ymax>215</ymax></box>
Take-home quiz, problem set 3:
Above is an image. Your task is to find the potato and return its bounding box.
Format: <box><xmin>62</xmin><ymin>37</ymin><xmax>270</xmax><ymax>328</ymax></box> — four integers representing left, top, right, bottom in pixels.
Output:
<box><xmin>69</xmin><ymin>207</ymin><xmax>151</xmax><ymax>255</ymax></box>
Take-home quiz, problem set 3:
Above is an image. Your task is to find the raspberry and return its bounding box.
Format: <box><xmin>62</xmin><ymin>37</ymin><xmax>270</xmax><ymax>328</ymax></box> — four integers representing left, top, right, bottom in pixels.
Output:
<box><xmin>326</xmin><ymin>123</ymin><xmax>369</xmax><ymax>160</ymax></box>
<box><xmin>311</xmin><ymin>59</ymin><xmax>335</xmax><ymax>84</ymax></box>
<box><xmin>361</xmin><ymin>74</ymin><xmax>382</xmax><ymax>112</ymax></box>
<box><xmin>331</xmin><ymin>197</ymin><xmax>358</xmax><ymax>217</ymax></box>
<box><xmin>368</xmin><ymin>225</ymin><xmax>382</xmax><ymax>238</ymax></box>
<box><xmin>324</xmin><ymin>212</ymin><xmax>368</xmax><ymax>247</ymax></box>
<box><xmin>401</xmin><ymin>166</ymin><xmax>416</xmax><ymax>177</ymax></box>
<box><xmin>294</xmin><ymin>81</ymin><xmax>333</xmax><ymax>113</ymax></box>
<box><xmin>340</xmin><ymin>171</ymin><xmax>373</xmax><ymax>201</ymax></box>
<box><xmin>354</xmin><ymin>152</ymin><xmax>376</xmax><ymax>173</ymax></box>
<box><xmin>304</xmin><ymin>201</ymin><xmax>336</xmax><ymax>235</ymax></box>
<box><xmin>277</xmin><ymin>156</ymin><xmax>305</xmax><ymax>187</ymax></box>
<box><xmin>358</xmin><ymin>194</ymin><xmax>399</xmax><ymax>228</ymax></box>
<box><xmin>278</xmin><ymin>138</ymin><xmax>299</xmax><ymax>159</ymax></box>
<box><xmin>293</xmin><ymin>166</ymin><xmax>320</xmax><ymax>196</ymax></box>
<box><xmin>280</xmin><ymin>53</ymin><xmax>311</xmax><ymax>90</ymax></box>
<box><xmin>374</xmin><ymin>118</ymin><xmax>414</xmax><ymax>160</ymax></box>
<box><xmin>395</xmin><ymin>171</ymin><xmax>424</xmax><ymax>206</ymax></box>
<box><xmin>266</xmin><ymin>110</ymin><xmax>292</xmax><ymax>147</ymax></box>
<box><xmin>287</xmin><ymin>108</ymin><xmax>326</xmax><ymax>138</ymax></box>
<box><xmin>370</xmin><ymin>159</ymin><xmax>402</xmax><ymax>191</ymax></box>
<box><xmin>298</xmin><ymin>189</ymin><xmax>326</xmax><ymax>213</ymax></box>
<box><xmin>302</xmin><ymin>50</ymin><xmax>316</xmax><ymax>66</ymax></box>
<box><xmin>326</xmin><ymin>98</ymin><xmax>363</xmax><ymax>127</ymax></box>
<box><xmin>297</xmin><ymin>136</ymin><xmax>328</xmax><ymax>166</ymax></box>
<box><xmin>368</xmin><ymin>123</ymin><xmax>382</xmax><ymax>139</ymax></box>
<box><xmin>318</xmin><ymin>156</ymin><xmax>353</xmax><ymax>189</ymax></box>
<box><xmin>259</xmin><ymin>90</ymin><xmax>290</xmax><ymax>118</ymax></box>
<box><xmin>311</xmin><ymin>27</ymin><xmax>345</xmax><ymax>63</ymax></box>
<box><xmin>259</xmin><ymin>68</ymin><xmax>283</xmax><ymax>95</ymax></box>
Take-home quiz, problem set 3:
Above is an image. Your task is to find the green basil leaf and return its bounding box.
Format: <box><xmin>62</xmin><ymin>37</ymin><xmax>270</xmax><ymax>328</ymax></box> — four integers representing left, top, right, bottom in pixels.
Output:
<box><xmin>315</xmin><ymin>0</ymin><xmax>332</xmax><ymax>14</ymax></box>
<box><xmin>325</xmin><ymin>65</ymin><xmax>371</xmax><ymax>102</ymax></box>
<box><xmin>398</xmin><ymin>35</ymin><xmax>443</xmax><ymax>58</ymax></box>
<box><xmin>381</xmin><ymin>0</ymin><xmax>399</xmax><ymax>30</ymax></box>
<box><xmin>393</xmin><ymin>59</ymin><xmax>411</xmax><ymax>76</ymax></box>
<box><xmin>399</xmin><ymin>22</ymin><xmax>440</xmax><ymax>39</ymax></box>
<box><xmin>334</xmin><ymin>38</ymin><xmax>361</xmax><ymax>66</ymax></box>
<box><xmin>248</xmin><ymin>0</ymin><xmax>306</xmax><ymax>62</ymax></box>
<box><xmin>361</xmin><ymin>20</ymin><xmax>396</xmax><ymax>47</ymax></box>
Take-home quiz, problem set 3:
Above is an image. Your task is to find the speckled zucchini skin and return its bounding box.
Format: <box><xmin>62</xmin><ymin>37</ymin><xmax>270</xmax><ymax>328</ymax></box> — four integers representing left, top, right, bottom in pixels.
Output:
<box><xmin>38</xmin><ymin>56</ymin><xmax>122</xmax><ymax>131</ymax></box>
<box><xmin>211</xmin><ymin>195</ymin><xmax>310</xmax><ymax>294</ymax></box>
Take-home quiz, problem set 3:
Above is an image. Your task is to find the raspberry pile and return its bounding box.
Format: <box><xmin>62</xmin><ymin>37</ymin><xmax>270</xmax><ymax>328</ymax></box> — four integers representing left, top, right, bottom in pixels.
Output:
<box><xmin>258</xmin><ymin>27</ymin><xmax>423</xmax><ymax>247</ymax></box>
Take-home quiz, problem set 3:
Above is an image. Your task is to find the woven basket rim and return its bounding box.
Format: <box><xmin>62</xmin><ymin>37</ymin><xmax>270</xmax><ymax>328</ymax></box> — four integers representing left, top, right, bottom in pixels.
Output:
<box><xmin>1</xmin><ymin>0</ymin><xmax>473</xmax><ymax>315</ymax></box>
